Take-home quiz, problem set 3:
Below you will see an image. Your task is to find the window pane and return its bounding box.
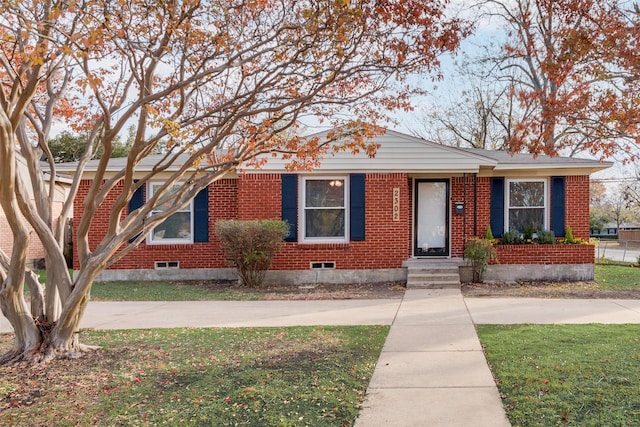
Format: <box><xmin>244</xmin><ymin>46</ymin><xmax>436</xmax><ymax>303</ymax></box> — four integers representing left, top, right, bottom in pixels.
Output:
<box><xmin>509</xmin><ymin>208</ymin><xmax>544</xmax><ymax>233</ymax></box>
<box><xmin>152</xmin><ymin>183</ymin><xmax>185</xmax><ymax>212</ymax></box>
<box><xmin>305</xmin><ymin>180</ymin><xmax>345</xmax><ymax>207</ymax></box>
<box><xmin>152</xmin><ymin>211</ymin><xmax>191</xmax><ymax>240</ymax></box>
<box><xmin>509</xmin><ymin>181</ymin><xmax>544</xmax><ymax>207</ymax></box>
<box><xmin>305</xmin><ymin>209</ymin><xmax>345</xmax><ymax>238</ymax></box>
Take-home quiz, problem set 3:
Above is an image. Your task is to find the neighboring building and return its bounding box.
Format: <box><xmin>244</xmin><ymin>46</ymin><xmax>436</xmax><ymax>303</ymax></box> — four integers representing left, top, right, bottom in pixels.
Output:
<box><xmin>58</xmin><ymin>130</ymin><xmax>611</xmax><ymax>284</ymax></box>
<box><xmin>591</xmin><ymin>222</ymin><xmax>619</xmax><ymax>237</ymax></box>
<box><xmin>0</xmin><ymin>155</ymin><xmax>71</xmax><ymax>268</ymax></box>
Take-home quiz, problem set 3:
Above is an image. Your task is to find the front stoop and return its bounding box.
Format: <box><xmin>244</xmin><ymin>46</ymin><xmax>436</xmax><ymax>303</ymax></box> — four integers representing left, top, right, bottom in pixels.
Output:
<box><xmin>404</xmin><ymin>258</ymin><xmax>463</xmax><ymax>289</ymax></box>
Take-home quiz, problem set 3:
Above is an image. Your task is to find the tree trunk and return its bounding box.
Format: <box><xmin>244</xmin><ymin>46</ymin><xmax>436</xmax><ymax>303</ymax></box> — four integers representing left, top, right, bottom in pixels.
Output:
<box><xmin>0</xmin><ymin>276</ymin><xmax>41</xmax><ymax>363</ymax></box>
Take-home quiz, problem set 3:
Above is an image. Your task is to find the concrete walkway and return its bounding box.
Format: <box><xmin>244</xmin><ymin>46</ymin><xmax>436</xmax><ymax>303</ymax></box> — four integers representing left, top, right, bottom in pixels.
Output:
<box><xmin>355</xmin><ymin>289</ymin><xmax>509</xmax><ymax>427</ymax></box>
<box><xmin>2</xmin><ymin>291</ymin><xmax>640</xmax><ymax>426</ymax></box>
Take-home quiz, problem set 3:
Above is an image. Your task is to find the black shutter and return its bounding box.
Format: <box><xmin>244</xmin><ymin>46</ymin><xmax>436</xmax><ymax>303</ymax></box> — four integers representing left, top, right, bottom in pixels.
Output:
<box><xmin>281</xmin><ymin>174</ymin><xmax>297</xmax><ymax>242</ymax></box>
<box><xmin>551</xmin><ymin>176</ymin><xmax>566</xmax><ymax>237</ymax></box>
<box><xmin>193</xmin><ymin>187</ymin><xmax>209</xmax><ymax>242</ymax></box>
<box><xmin>349</xmin><ymin>174</ymin><xmax>365</xmax><ymax>241</ymax></box>
<box><xmin>128</xmin><ymin>182</ymin><xmax>144</xmax><ymax>214</ymax></box>
<box><xmin>490</xmin><ymin>177</ymin><xmax>505</xmax><ymax>238</ymax></box>
<box><xmin>128</xmin><ymin>182</ymin><xmax>144</xmax><ymax>244</ymax></box>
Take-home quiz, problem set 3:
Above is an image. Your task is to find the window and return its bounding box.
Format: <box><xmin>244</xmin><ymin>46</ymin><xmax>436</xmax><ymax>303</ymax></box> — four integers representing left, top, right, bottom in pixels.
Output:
<box><xmin>301</xmin><ymin>177</ymin><xmax>348</xmax><ymax>242</ymax></box>
<box><xmin>506</xmin><ymin>179</ymin><xmax>547</xmax><ymax>233</ymax></box>
<box><xmin>148</xmin><ymin>182</ymin><xmax>193</xmax><ymax>244</ymax></box>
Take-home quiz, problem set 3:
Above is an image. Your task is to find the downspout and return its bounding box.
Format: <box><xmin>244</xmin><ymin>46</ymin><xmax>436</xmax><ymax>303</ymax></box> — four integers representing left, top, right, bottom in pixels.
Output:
<box><xmin>462</xmin><ymin>173</ymin><xmax>467</xmax><ymax>244</ymax></box>
<box><xmin>473</xmin><ymin>173</ymin><xmax>478</xmax><ymax>236</ymax></box>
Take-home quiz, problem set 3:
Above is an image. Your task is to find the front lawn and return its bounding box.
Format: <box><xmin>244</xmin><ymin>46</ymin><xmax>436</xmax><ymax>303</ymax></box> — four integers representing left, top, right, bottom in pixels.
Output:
<box><xmin>90</xmin><ymin>280</ymin><xmax>258</xmax><ymax>301</ymax></box>
<box><xmin>478</xmin><ymin>324</ymin><xmax>640</xmax><ymax>426</ymax></box>
<box><xmin>595</xmin><ymin>263</ymin><xmax>640</xmax><ymax>292</ymax></box>
<box><xmin>0</xmin><ymin>325</ymin><xmax>388</xmax><ymax>426</ymax></box>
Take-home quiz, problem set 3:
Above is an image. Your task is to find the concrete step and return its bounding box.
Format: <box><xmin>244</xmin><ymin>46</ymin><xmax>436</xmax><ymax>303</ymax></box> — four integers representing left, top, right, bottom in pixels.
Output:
<box><xmin>408</xmin><ymin>273</ymin><xmax>460</xmax><ymax>282</ymax></box>
<box><xmin>408</xmin><ymin>281</ymin><xmax>461</xmax><ymax>289</ymax></box>
<box><xmin>405</xmin><ymin>259</ymin><xmax>462</xmax><ymax>289</ymax></box>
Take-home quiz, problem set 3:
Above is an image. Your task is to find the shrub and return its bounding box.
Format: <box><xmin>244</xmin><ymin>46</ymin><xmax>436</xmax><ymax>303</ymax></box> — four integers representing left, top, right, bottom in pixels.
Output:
<box><xmin>463</xmin><ymin>237</ymin><xmax>498</xmax><ymax>282</ymax></box>
<box><xmin>536</xmin><ymin>229</ymin><xmax>555</xmax><ymax>244</ymax></box>
<box><xmin>500</xmin><ymin>230</ymin><xmax>523</xmax><ymax>245</ymax></box>
<box><xmin>564</xmin><ymin>226</ymin><xmax>576</xmax><ymax>244</ymax></box>
<box><xmin>485</xmin><ymin>226</ymin><xmax>494</xmax><ymax>240</ymax></box>
<box><xmin>215</xmin><ymin>220</ymin><xmax>290</xmax><ymax>288</ymax></box>
<box><xmin>523</xmin><ymin>225</ymin><xmax>535</xmax><ymax>241</ymax></box>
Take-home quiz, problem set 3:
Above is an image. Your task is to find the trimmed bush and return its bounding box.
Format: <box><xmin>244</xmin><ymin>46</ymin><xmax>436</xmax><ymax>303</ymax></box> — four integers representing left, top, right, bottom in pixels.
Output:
<box><xmin>536</xmin><ymin>229</ymin><xmax>555</xmax><ymax>244</ymax></box>
<box><xmin>215</xmin><ymin>220</ymin><xmax>290</xmax><ymax>288</ymax></box>
<box><xmin>500</xmin><ymin>229</ymin><xmax>523</xmax><ymax>245</ymax></box>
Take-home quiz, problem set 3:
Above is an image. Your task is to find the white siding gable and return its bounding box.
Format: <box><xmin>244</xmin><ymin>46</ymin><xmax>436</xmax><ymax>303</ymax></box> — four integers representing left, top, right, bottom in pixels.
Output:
<box><xmin>248</xmin><ymin>130</ymin><xmax>496</xmax><ymax>173</ymax></box>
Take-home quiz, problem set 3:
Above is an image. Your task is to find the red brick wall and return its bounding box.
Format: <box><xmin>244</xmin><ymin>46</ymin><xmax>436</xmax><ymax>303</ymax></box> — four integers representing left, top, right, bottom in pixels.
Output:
<box><xmin>73</xmin><ymin>172</ymin><xmax>594</xmax><ymax>272</ymax></box>
<box><xmin>565</xmin><ymin>176</ymin><xmax>590</xmax><ymax>239</ymax></box>
<box><xmin>237</xmin><ymin>173</ymin><xmax>281</xmax><ymax>220</ymax></box>
<box><xmin>272</xmin><ymin>173</ymin><xmax>410</xmax><ymax>270</ymax></box>
<box><xmin>494</xmin><ymin>244</ymin><xmax>595</xmax><ymax>264</ymax></box>
<box><xmin>73</xmin><ymin>178</ymin><xmax>238</xmax><ymax>270</ymax></box>
<box><xmin>450</xmin><ymin>176</ymin><xmax>491</xmax><ymax>257</ymax></box>
<box><xmin>75</xmin><ymin>173</ymin><xmax>410</xmax><ymax>271</ymax></box>
<box><xmin>456</xmin><ymin>175</ymin><xmax>591</xmax><ymax>240</ymax></box>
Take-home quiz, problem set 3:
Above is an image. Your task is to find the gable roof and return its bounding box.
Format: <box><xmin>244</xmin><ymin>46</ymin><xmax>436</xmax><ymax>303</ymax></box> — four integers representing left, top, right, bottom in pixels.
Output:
<box><xmin>250</xmin><ymin>129</ymin><xmax>497</xmax><ymax>173</ymax></box>
<box><xmin>54</xmin><ymin>128</ymin><xmax>612</xmax><ymax>177</ymax></box>
<box><xmin>250</xmin><ymin>129</ymin><xmax>612</xmax><ymax>175</ymax></box>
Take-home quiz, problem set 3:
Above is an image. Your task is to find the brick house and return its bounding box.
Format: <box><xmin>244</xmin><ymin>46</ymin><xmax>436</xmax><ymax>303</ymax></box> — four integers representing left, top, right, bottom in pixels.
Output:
<box><xmin>0</xmin><ymin>155</ymin><xmax>70</xmax><ymax>268</ymax></box>
<box><xmin>60</xmin><ymin>130</ymin><xmax>610</xmax><ymax>285</ymax></box>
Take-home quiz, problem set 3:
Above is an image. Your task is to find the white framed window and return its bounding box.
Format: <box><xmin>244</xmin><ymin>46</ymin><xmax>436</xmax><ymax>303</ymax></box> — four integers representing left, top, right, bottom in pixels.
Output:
<box><xmin>506</xmin><ymin>179</ymin><xmax>547</xmax><ymax>233</ymax></box>
<box><xmin>148</xmin><ymin>182</ymin><xmax>193</xmax><ymax>244</ymax></box>
<box><xmin>300</xmin><ymin>176</ymin><xmax>348</xmax><ymax>243</ymax></box>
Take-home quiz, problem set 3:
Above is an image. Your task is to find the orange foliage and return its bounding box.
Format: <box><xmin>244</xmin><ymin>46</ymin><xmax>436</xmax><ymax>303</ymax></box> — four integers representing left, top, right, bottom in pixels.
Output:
<box><xmin>491</xmin><ymin>0</ymin><xmax>640</xmax><ymax>162</ymax></box>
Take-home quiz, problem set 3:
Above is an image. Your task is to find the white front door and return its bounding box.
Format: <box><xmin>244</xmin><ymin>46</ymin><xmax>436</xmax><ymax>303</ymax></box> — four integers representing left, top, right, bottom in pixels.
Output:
<box><xmin>414</xmin><ymin>180</ymin><xmax>449</xmax><ymax>256</ymax></box>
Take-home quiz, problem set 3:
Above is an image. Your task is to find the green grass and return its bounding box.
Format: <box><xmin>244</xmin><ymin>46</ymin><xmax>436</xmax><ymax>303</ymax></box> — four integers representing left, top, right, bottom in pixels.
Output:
<box><xmin>478</xmin><ymin>324</ymin><xmax>640</xmax><ymax>426</ymax></box>
<box><xmin>595</xmin><ymin>264</ymin><xmax>640</xmax><ymax>292</ymax></box>
<box><xmin>89</xmin><ymin>281</ymin><xmax>262</xmax><ymax>301</ymax></box>
<box><xmin>0</xmin><ymin>325</ymin><xmax>388</xmax><ymax>426</ymax></box>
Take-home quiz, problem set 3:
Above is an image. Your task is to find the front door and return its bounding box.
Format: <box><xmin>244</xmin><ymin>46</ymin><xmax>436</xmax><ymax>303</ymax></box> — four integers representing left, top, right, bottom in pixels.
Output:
<box><xmin>414</xmin><ymin>179</ymin><xmax>449</xmax><ymax>256</ymax></box>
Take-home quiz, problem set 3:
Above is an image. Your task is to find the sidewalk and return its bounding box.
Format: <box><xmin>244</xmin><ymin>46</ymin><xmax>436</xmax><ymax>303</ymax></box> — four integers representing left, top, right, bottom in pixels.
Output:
<box><xmin>355</xmin><ymin>289</ymin><xmax>509</xmax><ymax>427</ymax></box>
<box><xmin>2</xmin><ymin>291</ymin><xmax>640</xmax><ymax>425</ymax></box>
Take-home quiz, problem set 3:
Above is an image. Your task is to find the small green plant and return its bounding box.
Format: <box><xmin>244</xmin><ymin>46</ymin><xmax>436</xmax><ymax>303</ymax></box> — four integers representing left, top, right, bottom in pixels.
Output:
<box><xmin>215</xmin><ymin>219</ymin><xmax>289</xmax><ymax>287</ymax></box>
<box><xmin>536</xmin><ymin>229</ymin><xmax>555</xmax><ymax>244</ymax></box>
<box><xmin>523</xmin><ymin>225</ymin><xmax>535</xmax><ymax>241</ymax></box>
<box><xmin>463</xmin><ymin>237</ymin><xmax>498</xmax><ymax>282</ymax></box>
<box><xmin>499</xmin><ymin>229</ymin><xmax>523</xmax><ymax>245</ymax></box>
<box><xmin>485</xmin><ymin>226</ymin><xmax>494</xmax><ymax>240</ymax></box>
<box><xmin>563</xmin><ymin>226</ymin><xmax>576</xmax><ymax>244</ymax></box>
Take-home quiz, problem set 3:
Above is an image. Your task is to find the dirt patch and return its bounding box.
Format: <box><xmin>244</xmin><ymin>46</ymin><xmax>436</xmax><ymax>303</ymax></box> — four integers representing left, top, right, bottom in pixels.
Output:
<box><xmin>462</xmin><ymin>281</ymin><xmax>640</xmax><ymax>299</ymax></box>
<box><xmin>179</xmin><ymin>279</ymin><xmax>640</xmax><ymax>300</ymax></box>
<box><xmin>180</xmin><ymin>280</ymin><xmax>407</xmax><ymax>300</ymax></box>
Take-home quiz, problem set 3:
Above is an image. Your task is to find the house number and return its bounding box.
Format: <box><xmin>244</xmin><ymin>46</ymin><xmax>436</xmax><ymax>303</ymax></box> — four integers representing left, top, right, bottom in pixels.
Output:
<box><xmin>393</xmin><ymin>188</ymin><xmax>400</xmax><ymax>221</ymax></box>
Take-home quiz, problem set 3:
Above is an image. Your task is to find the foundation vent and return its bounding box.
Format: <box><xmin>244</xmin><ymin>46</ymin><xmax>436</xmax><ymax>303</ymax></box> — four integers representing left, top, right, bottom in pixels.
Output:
<box><xmin>155</xmin><ymin>261</ymin><xmax>180</xmax><ymax>269</ymax></box>
<box><xmin>310</xmin><ymin>261</ymin><xmax>335</xmax><ymax>269</ymax></box>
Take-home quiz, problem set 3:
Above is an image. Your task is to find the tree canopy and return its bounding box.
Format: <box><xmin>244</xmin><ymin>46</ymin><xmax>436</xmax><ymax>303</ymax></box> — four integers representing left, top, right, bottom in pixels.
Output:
<box><xmin>0</xmin><ymin>0</ymin><xmax>468</xmax><ymax>363</ymax></box>
<box><xmin>413</xmin><ymin>0</ymin><xmax>640</xmax><ymax>162</ymax></box>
